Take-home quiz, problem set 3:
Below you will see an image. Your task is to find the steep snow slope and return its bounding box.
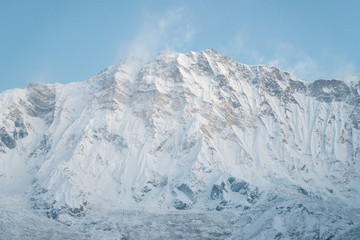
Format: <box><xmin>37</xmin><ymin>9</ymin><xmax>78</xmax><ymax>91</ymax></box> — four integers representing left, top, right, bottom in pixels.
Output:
<box><xmin>0</xmin><ymin>50</ymin><xmax>359</xmax><ymax>239</ymax></box>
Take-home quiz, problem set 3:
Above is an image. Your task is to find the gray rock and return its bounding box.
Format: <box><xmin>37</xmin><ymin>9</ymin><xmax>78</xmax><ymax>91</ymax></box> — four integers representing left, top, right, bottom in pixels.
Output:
<box><xmin>173</xmin><ymin>200</ymin><xmax>190</xmax><ymax>210</ymax></box>
<box><xmin>177</xmin><ymin>184</ymin><xmax>195</xmax><ymax>201</ymax></box>
<box><xmin>309</xmin><ymin>79</ymin><xmax>351</xmax><ymax>103</ymax></box>
<box><xmin>231</xmin><ymin>180</ymin><xmax>249</xmax><ymax>193</ymax></box>
<box><xmin>0</xmin><ymin>127</ymin><xmax>16</xmax><ymax>149</ymax></box>
<box><xmin>211</xmin><ymin>183</ymin><xmax>225</xmax><ymax>200</ymax></box>
<box><xmin>26</xmin><ymin>82</ymin><xmax>56</xmax><ymax>124</ymax></box>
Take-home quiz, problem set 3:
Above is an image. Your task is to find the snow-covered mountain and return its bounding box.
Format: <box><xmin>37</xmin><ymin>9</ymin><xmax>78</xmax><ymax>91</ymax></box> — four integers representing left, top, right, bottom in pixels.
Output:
<box><xmin>0</xmin><ymin>49</ymin><xmax>359</xmax><ymax>239</ymax></box>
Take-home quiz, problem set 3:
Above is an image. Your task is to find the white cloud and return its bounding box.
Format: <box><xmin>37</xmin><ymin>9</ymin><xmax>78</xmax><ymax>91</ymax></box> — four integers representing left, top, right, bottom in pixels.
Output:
<box><xmin>264</xmin><ymin>42</ymin><xmax>320</xmax><ymax>81</ymax></box>
<box><xmin>117</xmin><ymin>7</ymin><xmax>195</xmax><ymax>61</ymax></box>
<box><xmin>221</xmin><ymin>34</ymin><xmax>324</xmax><ymax>81</ymax></box>
<box><xmin>221</xmin><ymin>33</ymin><xmax>244</xmax><ymax>57</ymax></box>
<box><xmin>327</xmin><ymin>59</ymin><xmax>359</xmax><ymax>83</ymax></box>
<box><xmin>223</xmin><ymin>32</ymin><xmax>359</xmax><ymax>82</ymax></box>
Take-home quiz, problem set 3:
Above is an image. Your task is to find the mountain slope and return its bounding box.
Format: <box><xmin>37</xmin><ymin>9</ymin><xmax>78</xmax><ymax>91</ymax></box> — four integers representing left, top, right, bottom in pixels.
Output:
<box><xmin>0</xmin><ymin>49</ymin><xmax>359</xmax><ymax>239</ymax></box>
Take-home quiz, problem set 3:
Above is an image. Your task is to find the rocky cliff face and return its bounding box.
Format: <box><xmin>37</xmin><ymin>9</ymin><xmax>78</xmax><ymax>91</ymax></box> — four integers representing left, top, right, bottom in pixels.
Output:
<box><xmin>0</xmin><ymin>50</ymin><xmax>359</xmax><ymax>239</ymax></box>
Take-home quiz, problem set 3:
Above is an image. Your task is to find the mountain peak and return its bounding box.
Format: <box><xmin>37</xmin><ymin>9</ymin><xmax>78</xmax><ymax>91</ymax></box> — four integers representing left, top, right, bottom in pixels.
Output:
<box><xmin>1</xmin><ymin>49</ymin><xmax>359</xmax><ymax>239</ymax></box>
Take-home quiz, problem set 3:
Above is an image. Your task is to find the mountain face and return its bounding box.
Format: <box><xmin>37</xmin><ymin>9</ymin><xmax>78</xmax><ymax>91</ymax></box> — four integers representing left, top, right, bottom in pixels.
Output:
<box><xmin>1</xmin><ymin>49</ymin><xmax>360</xmax><ymax>239</ymax></box>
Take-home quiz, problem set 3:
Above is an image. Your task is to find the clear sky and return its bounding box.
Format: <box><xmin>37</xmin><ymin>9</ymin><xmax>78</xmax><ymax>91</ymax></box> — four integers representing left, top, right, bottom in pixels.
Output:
<box><xmin>1</xmin><ymin>0</ymin><xmax>359</xmax><ymax>92</ymax></box>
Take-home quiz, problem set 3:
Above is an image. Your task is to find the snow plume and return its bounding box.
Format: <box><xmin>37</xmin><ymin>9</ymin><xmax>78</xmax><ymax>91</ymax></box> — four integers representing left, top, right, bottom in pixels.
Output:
<box><xmin>27</xmin><ymin>70</ymin><xmax>53</xmax><ymax>86</ymax></box>
<box><xmin>118</xmin><ymin>7</ymin><xmax>194</xmax><ymax>61</ymax></box>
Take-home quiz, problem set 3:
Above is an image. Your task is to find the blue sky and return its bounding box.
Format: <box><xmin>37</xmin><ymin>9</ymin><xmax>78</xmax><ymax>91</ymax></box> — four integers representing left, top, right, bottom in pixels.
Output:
<box><xmin>1</xmin><ymin>0</ymin><xmax>359</xmax><ymax>92</ymax></box>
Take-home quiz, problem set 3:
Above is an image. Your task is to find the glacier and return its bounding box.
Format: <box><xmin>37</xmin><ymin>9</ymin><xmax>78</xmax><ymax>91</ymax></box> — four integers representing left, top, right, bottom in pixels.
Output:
<box><xmin>0</xmin><ymin>49</ymin><xmax>359</xmax><ymax>239</ymax></box>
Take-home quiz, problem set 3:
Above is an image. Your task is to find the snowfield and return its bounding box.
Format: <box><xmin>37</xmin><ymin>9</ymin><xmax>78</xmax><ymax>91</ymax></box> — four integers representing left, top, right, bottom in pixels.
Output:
<box><xmin>0</xmin><ymin>49</ymin><xmax>359</xmax><ymax>239</ymax></box>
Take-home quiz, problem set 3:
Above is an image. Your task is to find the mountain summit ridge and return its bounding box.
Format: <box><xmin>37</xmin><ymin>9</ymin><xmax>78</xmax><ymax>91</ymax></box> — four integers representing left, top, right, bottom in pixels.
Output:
<box><xmin>0</xmin><ymin>50</ymin><xmax>359</xmax><ymax>239</ymax></box>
